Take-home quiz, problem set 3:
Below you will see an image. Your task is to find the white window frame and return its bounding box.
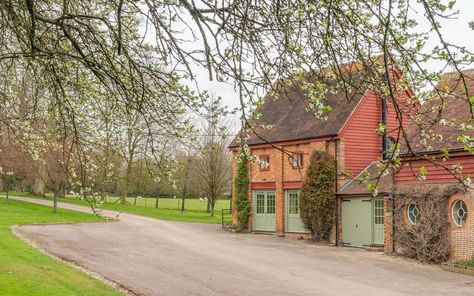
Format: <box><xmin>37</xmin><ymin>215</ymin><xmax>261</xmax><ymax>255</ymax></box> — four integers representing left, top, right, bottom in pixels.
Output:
<box><xmin>291</xmin><ymin>153</ymin><xmax>303</xmax><ymax>168</ymax></box>
<box><xmin>452</xmin><ymin>200</ymin><xmax>468</xmax><ymax>227</ymax></box>
<box><xmin>407</xmin><ymin>202</ymin><xmax>420</xmax><ymax>225</ymax></box>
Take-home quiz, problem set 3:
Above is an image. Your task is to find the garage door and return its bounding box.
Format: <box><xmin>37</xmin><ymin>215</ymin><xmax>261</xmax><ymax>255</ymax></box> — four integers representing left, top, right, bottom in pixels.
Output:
<box><xmin>342</xmin><ymin>197</ymin><xmax>372</xmax><ymax>247</ymax></box>
<box><xmin>285</xmin><ymin>190</ymin><xmax>306</xmax><ymax>233</ymax></box>
<box><xmin>253</xmin><ymin>191</ymin><xmax>276</xmax><ymax>231</ymax></box>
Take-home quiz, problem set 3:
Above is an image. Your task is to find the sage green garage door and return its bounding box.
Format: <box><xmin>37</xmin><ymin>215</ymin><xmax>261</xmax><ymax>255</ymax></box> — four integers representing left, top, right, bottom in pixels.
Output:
<box><xmin>342</xmin><ymin>197</ymin><xmax>385</xmax><ymax>247</ymax></box>
<box><xmin>285</xmin><ymin>190</ymin><xmax>306</xmax><ymax>233</ymax></box>
<box><xmin>342</xmin><ymin>197</ymin><xmax>372</xmax><ymax>247</ymax></box>
<box><xmin>253</xmin><ymin>191</ymin><xmax>276</xmax><ymax>231</ymax></box>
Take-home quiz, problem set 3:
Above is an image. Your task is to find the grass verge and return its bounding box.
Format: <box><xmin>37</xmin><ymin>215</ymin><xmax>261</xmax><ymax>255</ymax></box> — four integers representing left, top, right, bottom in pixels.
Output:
<box><xmin>0</xmin><ymin>198</ymin><xmax>122</xmax><ymax>296</ymax></box>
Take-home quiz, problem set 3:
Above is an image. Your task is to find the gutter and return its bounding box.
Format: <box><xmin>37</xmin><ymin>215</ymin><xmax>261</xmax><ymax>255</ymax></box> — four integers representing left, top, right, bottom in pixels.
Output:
<box><xmin>336</xmin><ymin>192</ymin><xmax>390</xmax><ymax>197</ymax></box>
<box><xmin>334</xmin><ymin>138</ymin><xmax>339</xmax><ymax>246</ymax></box>
<box><xmin>228</xmin><ymin>134</ymin><xmax>340</xmax><ymax>149</ymax></box>
<box><xmin>400</xmin><ymin>147</ymin><xmax>466</xmax><ymax>158</ymax></box>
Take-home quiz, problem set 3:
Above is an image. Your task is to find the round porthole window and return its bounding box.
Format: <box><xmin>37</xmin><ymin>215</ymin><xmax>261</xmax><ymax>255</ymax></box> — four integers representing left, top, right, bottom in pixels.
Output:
<box><xmin>407</xmin><ymin>202</ymin><xmax>420</xmax><ymax>225</ymax></box>
<box><xmin>452</xmin><ymin>200</ymin><xmax>468</xmax><ymax>226</ymax></box>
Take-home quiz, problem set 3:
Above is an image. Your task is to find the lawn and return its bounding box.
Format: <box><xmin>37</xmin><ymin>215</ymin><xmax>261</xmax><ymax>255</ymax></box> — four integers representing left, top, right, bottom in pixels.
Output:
<box><xmin>0</xmin><ymin>198</ymin><xmax>122</xmax><ymax>296</ymax></box>
<box><xmin>5</xmin><ymin>192</ymin><xmax>232</xmax><ymax>224</ymax></box>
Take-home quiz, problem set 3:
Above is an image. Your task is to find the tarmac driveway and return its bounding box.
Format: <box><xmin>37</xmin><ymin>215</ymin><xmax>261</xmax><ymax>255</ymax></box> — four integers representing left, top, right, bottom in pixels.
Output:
<box><xmin>14</xmin><ymin>197</ymin><xmax>474</xmax><ymax>296</ymax></box>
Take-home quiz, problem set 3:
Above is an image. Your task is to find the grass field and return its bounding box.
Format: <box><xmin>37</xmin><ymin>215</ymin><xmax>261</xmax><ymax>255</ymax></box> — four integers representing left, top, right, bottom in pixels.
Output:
<box><xmin>0</xmin><ymin>198</ymin><xmax>122</xmax><ymax>296</ymax></box>
<box><xmin>5</xmin><ymin>192</ymin><xmax>232</xmax><ymax>224</ymax></box>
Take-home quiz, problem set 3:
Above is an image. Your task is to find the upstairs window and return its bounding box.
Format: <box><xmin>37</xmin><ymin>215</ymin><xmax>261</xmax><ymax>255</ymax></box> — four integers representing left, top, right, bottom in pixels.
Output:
<box><xmin>259</xmin><ymin>155</ymin><xmax>270</xmax><ymax>171</ymax></box>
<box><xmin>292</xmin><ymin>153</ymin><xmax>303</xmax><ymax>168</ymax></box>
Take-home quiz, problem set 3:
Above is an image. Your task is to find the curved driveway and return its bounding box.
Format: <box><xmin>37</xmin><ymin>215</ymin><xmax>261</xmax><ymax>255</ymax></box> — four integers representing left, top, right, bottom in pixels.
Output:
<box><xmin>14</xmin><ymin>197</ymin><xmax>474</xmax><ymax>296</ymax></box>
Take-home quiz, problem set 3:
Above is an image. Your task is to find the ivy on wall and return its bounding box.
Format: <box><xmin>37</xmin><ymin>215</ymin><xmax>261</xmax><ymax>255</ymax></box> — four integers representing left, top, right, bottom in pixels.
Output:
<box><xmin>299</xmin><ymin>150</ymin><xmax>336</xmax><ymax>240</ymax></box>
<box><xmin>234</xmin><ymin>148</ymin><xmax>250</xmax><ymax>230</ymax></box>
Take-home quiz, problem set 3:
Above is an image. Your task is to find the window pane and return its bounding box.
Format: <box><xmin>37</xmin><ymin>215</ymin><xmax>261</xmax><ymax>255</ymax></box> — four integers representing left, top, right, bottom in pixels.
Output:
<box><xmin>267</xmin><ymin>193</ymin><xmax>275</xmax><ymax>214</ymax></box>
<box><xmin>374</xmin><ymin>199</ymin><xmax>384</xmax><ymax>225</ymax></box>
<box><xmin>260</xmin><ymin>156</ymin><xmax>269</xmax><ymax>169</ymax></box>
<box><xmin>289</xmin><ymin>192</ymin><xmax>299</xmax><ymax>214</ymax></box>
<box><xmin>408</xmin><ymin>202</ymin><xmax>420</xmax><ymax>224</ymax></box>
<box><xmin>292</xmin><ymin>153</ymin><xmax>303</xmax><ymax>167</ymax></box>
<box><xmin>256</xmin><ymin>194</ymin><xmax>265</xmax><ymax>214</ymax></box>
<box><xmin>452</xmin><ymin>200</ymin><xmax>468</xmax><ymax>226</ymax></box>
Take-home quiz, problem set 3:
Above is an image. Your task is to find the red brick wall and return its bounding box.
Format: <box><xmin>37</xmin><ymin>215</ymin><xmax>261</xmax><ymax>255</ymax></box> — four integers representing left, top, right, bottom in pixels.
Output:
<box><xmin>383</xmin><ymin>197</ymin><xmax>394</xmax><ymax>254</ymax></box>
<box><xmin>231</xmin><ymin>138</ymin><xmax>344</xmax><ymax>235</ymax></box>
<box><xmin>448</xmin><ymin>192</ymin><xmax>474</xmax><ymax>262</ymax></box>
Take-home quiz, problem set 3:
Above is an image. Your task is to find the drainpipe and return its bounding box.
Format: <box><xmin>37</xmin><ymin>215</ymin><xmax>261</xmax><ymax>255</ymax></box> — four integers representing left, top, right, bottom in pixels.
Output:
<box><xmin>391</xmin><ymin>195</ymin><xmax>396</xmax><ymax>254</ymax></box>
<box><xmin>382</xmin><ymin>73</ymin><xmax>388</xmax><ymax>160</ymax></box>
<box><xmin>382</xmin><ymin>72</ymin><xmax>393</xmax><ymax>252</ymax></box>
<box><xmin>334</xmin><ymin>139</ymin><xmax>339</xmax><ymax>246</ymax></box>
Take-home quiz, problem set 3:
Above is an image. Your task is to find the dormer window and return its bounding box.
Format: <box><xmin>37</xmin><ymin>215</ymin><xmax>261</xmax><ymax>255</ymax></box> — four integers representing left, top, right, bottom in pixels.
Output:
<box><xmin>292</xmin><ymin>153</ymin><xmax>303</xmax><ymax>168</ymax></box>
<box><xmin>260</xmin><ymin>155</ymin><xmax>270</xmax><ymax>171</ymax></box>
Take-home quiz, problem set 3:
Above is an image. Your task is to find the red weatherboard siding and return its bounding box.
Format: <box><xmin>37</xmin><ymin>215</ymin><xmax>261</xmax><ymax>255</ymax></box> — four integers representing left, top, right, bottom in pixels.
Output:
<box><xmin>340</xmin><ymin>91</ymin><xmax>408</xmax><ymax>176</ymax></box>
<box><xmin>396</xmin><ymin>151</ymin><xmax>474</xmax><ymax>184</ymax></box>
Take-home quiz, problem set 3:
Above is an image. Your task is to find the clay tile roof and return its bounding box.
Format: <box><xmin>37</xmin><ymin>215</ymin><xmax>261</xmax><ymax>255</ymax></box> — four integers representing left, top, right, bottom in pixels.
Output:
<box><xmin>337</xmin><ymin>162</ymin><xmax>394</xmax><ymax>195</ymax></box>
<box><xmin>229</xmin><ymin>68</ymin><xmax>370</xmax><ymax>148</ymax></box>
<box><xmin>403</xmin><ymin>69</ymin><xmax>474</xmax><ymax>154</ymax></box>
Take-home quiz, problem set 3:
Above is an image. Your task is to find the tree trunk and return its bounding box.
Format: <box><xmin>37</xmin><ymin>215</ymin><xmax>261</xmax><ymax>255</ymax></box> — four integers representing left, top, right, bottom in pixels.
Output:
<box><xmin>52</xmin><ymin>181</ymin><xmax>65</xmax><ymax>213</ymax></box>
<box><xmin>210</xmin><ymin>193</ymin><xmax>216</xmax><ymax>217</ymax></box>
<box><xmin>53</xmin><ymin>194</ymin><xmax>57</xmax><ymax>213</ymax></box>
<box><xmin>122</xmin><ymin>159</ymin><xmax>132</xmax><ymax>204</ymax></box>
<box><xmin>206</xmin><ymin>198</ymin><xmax>210</xmax><ymax>213</ymax></box>
<box><xmin>33</xmin><ymin>165</ymin><xmax>47</xmax><ymax>197</ymax></box>
<box><xmin>3</xmin><ymin>176</ymin><xmax>10</xmax><ymax>204</ymax></box>
<box><xmin>15</xmin><ymin>179</ymin><xmax>23</xmax><ymax>193</ymax></box>
<box><xmin>180</xmin><ymin>155</ymin><xmax>191</xmax><ymax>212</ymax></box>
<box><xmin>56</xmin><ymin>182</ymin><xmax>66</xmax><ymax>198</ymax></box>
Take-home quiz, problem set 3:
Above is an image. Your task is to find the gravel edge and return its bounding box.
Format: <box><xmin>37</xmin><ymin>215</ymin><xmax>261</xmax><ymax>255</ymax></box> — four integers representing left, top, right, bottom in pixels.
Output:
<box><xmin>11</xmin><ymin>224</ymin><xmax>140</xmax><ymax>296</ymax></box>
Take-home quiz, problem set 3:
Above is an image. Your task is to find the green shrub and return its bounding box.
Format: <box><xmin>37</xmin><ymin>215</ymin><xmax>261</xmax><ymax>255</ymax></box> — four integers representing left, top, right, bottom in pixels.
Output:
<box><xmin>234</xmin><ymin>148</ymin><xmax>250</xmax><ymax>229</ymax></box>
<box><xmin>465</xmin><ymin>256</ymin><xmax>474</xmax><ymax>267</ymax></box>
<box><xmin>299</xmin><ymin>150</ymin><xmax>336</xmax><ymax>240</ymax></box>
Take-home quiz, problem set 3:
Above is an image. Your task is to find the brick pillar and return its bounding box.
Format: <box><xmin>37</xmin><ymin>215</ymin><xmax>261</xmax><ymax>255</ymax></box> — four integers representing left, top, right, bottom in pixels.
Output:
<box><xmin>231</xmin><ymin>151</ymin><xmax>238</xmax><ymax>226</ymax></box>
<box><xmin>247</xmin><ymin>160</ymin><xmax>253</xmax><ymax>232</ymax></box>
<box><xmin>276</xmin><ymin>146</ymin><xmax>285</xmax><ymax>236</ymax></box>
<box><xmin>384</xmin><ymin>196</ymin><xmax>394</xmax><ymax>254</ymax></box>
<box><xmin>336</xmin><ymin>196</ymin><xmax>344</xmax><ymax>245</ymax></box>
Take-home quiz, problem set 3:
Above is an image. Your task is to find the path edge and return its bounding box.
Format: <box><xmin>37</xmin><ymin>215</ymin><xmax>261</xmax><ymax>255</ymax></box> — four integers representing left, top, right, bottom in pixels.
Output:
<box><xmin>11</xmin><ymin>224</ymin><xmax>140</xmax><ymax>296</ymax></box>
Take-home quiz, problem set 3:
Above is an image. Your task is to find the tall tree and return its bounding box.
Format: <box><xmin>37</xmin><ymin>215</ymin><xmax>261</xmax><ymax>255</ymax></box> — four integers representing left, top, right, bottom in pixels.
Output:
<box><xmin>194</xmin><ymin>97</ymin><xmax>232</xmax><ymax>216</ymax></box>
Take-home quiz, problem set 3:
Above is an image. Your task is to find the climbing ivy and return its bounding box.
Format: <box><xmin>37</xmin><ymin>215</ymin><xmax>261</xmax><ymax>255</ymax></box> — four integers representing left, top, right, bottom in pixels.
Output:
<box><xmin>300</xmin><ymin>150</ymin><xmax>336</xmax><ymax>240</ymax></box>
<box><xmin>234</xmin><ymin>147</ymin><xmax>250</xmax><ymax>229</ymax></box>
